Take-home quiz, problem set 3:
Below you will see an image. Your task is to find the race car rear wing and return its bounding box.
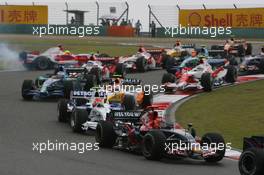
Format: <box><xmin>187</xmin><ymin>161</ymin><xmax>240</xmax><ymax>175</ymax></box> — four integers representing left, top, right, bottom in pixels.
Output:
<box><xmin>122</xmin><ymin>78</ymin><xmax>141</xmax><ymax>85</ymax></box>
<box><xmin>110</xmin><ymin>110</ymin><xmax>143</xmax><ymax>123</ymax></box>
<box><xmin>65</xmin><ymin>67</ymin><xmax>86</xmax><ymax>74</ymax></box>
<box><xmin>243</xmin><ymin>136</ymin><xmax>264</xmax><ymax>151</ymax></box>
<box><xmin>70</xmin><ymin>90</ymin><xmax>106</xmax><ymax>99</ymax></box>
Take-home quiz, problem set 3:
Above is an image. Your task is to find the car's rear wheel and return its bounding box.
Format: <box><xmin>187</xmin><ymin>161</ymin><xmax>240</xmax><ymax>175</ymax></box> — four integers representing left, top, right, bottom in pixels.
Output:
<box><xmin>90</xmin><ymin>67</ymin><xmax>102</xmax><ymax>84</ymax></box>
<box><xmin>142</xmin><ymin>130</ymin><xmax>166</xmax><ymax>161</ymax></box>
<box><xmin>95</xmin><ymin>121</ymin><xmax>116</xmax><ymax>148</ymax></box>
<box><xmin>201</xmin><ymin>133</ymin><xmax>226</xmax><ymax>162</ymax></box>
<box><xmin>161</xmin><ymin>54</ymin><xmax>169</xmax><ymax>69</ymax></box>
<box><xmin>201</xmin><ymin>73</ymin><xmax>213</xmax><ymax>92</ymax></box>
<box><xmin>123</xmin><ymin>94</ymin><xmax>136</xmax><ymax>110</ymax></box>
<box><xmin>63</xmin><ymin>80</ymin><xmax>74</xmax><ymax>99</ymax></box>
<box><xmin>34</xmin><ymin>56</ymin><xmax>50</xmax><ymax>70</ymax></box>
<box><xmin>259</xmin><ymin>59</ymin><xmax>264</xmax><ymax>73</ymax></box>
<box><xmin>161</xmin><ymin>73</ymin><xmax>175</xmax><ymax>84</ymax></box>
<box><xmin>136</xmin><ymin>56</ymin><xmax>147</xmax><ymax>72</ymax></box>
<box><xmin>84</xmin><ymin>74</ymin><xmax>97</xmax><ymax>91</ymax></box>
<box><xmin>225</xmin><ymin>65</ymin><xmax>237</xmax><ymax>83</ymax></box>
<box><xmin>70</xmin><ymin>108</ymin><xmax>88</xmax><ymax>133</ymax></box>
<box><xmin>116</xmin><ymin>63</ymin><xmax>126</xmax><ymax>77</ymax></box>
<box><xmin>22</xmin><ymin>80</ymin><xmax>34</xmax><ymax>100</ymax></box>
<box><xmin>57</xmin><ymin>98</ymin><xmax>70</xmax><ymax>122</ymax></box>
<box><xmin>239</xmin><ymin>148</ymin><xmax>264</xmax><ymax>175</ymax></box>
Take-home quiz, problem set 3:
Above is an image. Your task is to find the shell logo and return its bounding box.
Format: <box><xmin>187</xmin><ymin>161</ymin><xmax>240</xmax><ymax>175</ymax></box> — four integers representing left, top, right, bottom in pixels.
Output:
<box><xmin>188</xmin><ymin>12</ymin><xmax>202</xmax><ymax>26</ymax></box>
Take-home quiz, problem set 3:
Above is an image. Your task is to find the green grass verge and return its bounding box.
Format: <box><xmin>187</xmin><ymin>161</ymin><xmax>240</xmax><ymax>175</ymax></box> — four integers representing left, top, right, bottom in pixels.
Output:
<box><xmin>175</xmin><ymin>80</ymin><xmax>264</xmax><ymax>149</ymax></box>
<box><xmin>0</xmin><ymin>37</ymin><xmax>138</xmax><ymax>56</ymax></box>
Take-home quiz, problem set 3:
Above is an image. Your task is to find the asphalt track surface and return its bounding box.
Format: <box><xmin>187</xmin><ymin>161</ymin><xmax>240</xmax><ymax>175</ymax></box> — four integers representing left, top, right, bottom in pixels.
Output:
<box><xmin>0</xmin><ymin>69</ymin><xmax>240</xmax><ymax>175</ymax></box>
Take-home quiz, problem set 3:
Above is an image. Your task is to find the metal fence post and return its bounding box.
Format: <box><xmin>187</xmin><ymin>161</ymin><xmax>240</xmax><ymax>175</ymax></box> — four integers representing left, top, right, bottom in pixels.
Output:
<box><xmin>125</xmin><ymin>2</ymin><xmax>129</xmax><ymax>22</ymax></box>
<box><xmin>96</xmin><ymin>1</ymin><xmax>99</xmax><ymax>26</ymax></box>
<box><xmin>65</xmin><ymin>2</ymin><xmax>69</xmax><ymax>25</ymax></box>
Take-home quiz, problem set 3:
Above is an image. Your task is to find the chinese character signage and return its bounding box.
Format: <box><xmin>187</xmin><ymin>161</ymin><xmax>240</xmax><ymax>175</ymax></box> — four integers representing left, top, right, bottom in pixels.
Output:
<box><xmin>179</xmin><ymin>8</ymin><xmax>264</xmax><ymax>28</ymax></box>
<box><xmin>0</xmin><ymin>5</ymin><xmax>48</xmax><ymax>24</ymax></box>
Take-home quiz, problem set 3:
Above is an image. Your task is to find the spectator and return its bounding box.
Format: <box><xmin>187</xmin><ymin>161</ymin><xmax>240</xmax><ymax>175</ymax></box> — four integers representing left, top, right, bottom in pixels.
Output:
<box><xmin>112</xmin><ymin>19</ymin><xmax>118</xmax><ymax>26</ymax></box>
<box><xmin>70</xmin><ymin>16</ymin><xmax>75</xmax><ymax>25</ymax></box>
<box><xmin>120</xmin><ymin>19</ymin><xmax>127</xmax><ymax>26</ymax></box>
<box><xmin>224</xmin><ymin>40</ymin><xmax>231</xmax><ymax>57</ymax></box>
<box><xmin>173</xmin><ymin>40</ymin><xmax>182</xmax><ymax>49</ymax></box>
<box><xmin>101</xmin><ymin>19</ymin><xmax>106</xmax><ymax>26</ymax></box>
<box><xmin>135</xmin><ymin>20</ymin><xmax>142</xmax><ymax>36</ymax></box>
<box><xmin>106</xmin><ymin>19</ymin><xmax>111</xmax><ymax>26</ymax></box>
<box><xmin>128</xmin><ymin>20</ymin><xmax>132</xmax><ymax>27</ymax></box>
<box><xmin>150</xmin><ymin>21</ymin><xmax>156</xmax><ymax>37</ymax></box>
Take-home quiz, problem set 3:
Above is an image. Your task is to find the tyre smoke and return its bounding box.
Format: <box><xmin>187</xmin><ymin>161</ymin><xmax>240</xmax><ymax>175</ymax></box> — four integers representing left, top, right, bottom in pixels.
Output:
<box><xmin>0</xmin><ymin>43</ymin><xmax>25</xmax><ymax>71</ymax></box>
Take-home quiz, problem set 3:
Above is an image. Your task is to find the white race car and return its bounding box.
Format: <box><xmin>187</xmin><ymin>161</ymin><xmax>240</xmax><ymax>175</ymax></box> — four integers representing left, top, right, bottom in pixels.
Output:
<box><xmin>162</xmin><ymin>58</ymin><xmax>238</xmax><ymax>92</ymax></box>
<box><xmin>119</xmin><ymin>51</ymin><xmax>156</xmax><ymax>72</ymax></box>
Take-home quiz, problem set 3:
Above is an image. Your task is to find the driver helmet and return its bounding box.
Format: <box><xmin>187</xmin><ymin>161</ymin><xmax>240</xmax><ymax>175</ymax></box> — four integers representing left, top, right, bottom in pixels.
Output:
<box><xmin>56</xmin><ymin>71</ymin><xmax>65</xmax><ymax>78</ymax></box>
<box><xmin>175</xmin><ymin>40</ymin><xmax>181</xmax><ymax>47</ymax></box>
<box><xmin>57</xmin><ymin>44</ymin><xmax>63</xmax><ymax>51</ymax></box>
<box><xmin>64</xmin><ymin>50</ymin><xmax>71</xmax><ymax>55</ymax></box>
<box><xmin>138</xmin><ymin>46</ymin><xmax>146</xmax><ymax>53</ymax></box>
<box><xmin>191</xmin><ymin>50</ymin><xmax>197</xmax><ymax>57</ymax></box>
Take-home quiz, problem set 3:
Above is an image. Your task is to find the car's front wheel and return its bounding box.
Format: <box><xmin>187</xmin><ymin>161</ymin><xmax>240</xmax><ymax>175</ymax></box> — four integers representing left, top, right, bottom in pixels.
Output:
<box><xmin>239</xmin><ymin>148</ymin><xmax>264</xmax><ymax>175</ymax></box>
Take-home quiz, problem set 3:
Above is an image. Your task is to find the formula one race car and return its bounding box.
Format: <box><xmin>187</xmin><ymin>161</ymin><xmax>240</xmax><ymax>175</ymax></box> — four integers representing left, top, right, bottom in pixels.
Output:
<box><xmin>239</xmin><ymin>55</ymin><xmax>264</xmax><ymax>74</ymax></box>
<box><xmin>74</xmin><ymin>60</ymin><xmax>126</xmax><ymax>83</ymax></box>
<box><xmin>21</xmin><ymin>67</ymin><xmax>97</xmax><ymax>100</ymax></box>
<box><xmin>57</xmin><ymin>77</ymin><xmax>153</xmax><ymax>132</ymax></box>
<box><xmin>19</xmin><ymin>47</ymin><xmax>92</xmax><ymax>70</ymax></box>
<box><xmin>119</xmin><ymin>48</ymin><xmax>157</xmax><ymax>72</ymax></box>
<box><xmin>95</xmin><ymin>107</ymin><xmax>226</xmax><ymax>162</ymax></box>
<box><xmin>162</xmin><ymin>57</ymin><xmax>237</xmax><ymax>92</ymax></box>
<box><xmin>239</xmin><ymin>136</ymin><xmax>264</xmax><ymax>175</ymax></box>
<box><xmin>57</xmin><ymin>88</ymin><xmax>122</xmax><ymax>132</ymax></box>
<box><xmin>209</xmin><ymin>41</ymin><xmax>252</xmax><ymax>57</ymax></box>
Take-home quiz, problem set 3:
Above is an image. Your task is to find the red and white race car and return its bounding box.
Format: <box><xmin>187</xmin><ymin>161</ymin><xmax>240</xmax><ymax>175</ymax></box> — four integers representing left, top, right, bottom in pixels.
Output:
<box><xmin>119</xmin><ymin>47</ymin><xmax>158</xmax><ymax>72</ymax></box>
<box><xmin>162</xmin><ymin>57</ymin><xmax>238</xmax><ymax>92</ymax></box>
<box><xmin>19</xmin><ymin>47</ymin><xmax>92</xmax><ymax>70</ymax></box>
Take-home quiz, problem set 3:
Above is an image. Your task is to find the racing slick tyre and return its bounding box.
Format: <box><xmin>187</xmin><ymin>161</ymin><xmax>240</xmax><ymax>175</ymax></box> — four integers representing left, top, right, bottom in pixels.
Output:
<box><xmin>161</xmin><ymin>54</ymin><xmax>170</xmax><ymax>69</ymax></box>
<box><xmin>116</xmin><ymin>63</ymin><xmax>126</xmax><ymax>77</ymax></box>
<box><xmin>201</xmin><ymin>133</ymin><xmax>226</xmax><ymax>163</ymax></box>
<box><xmin>22</xmin><ymin>80</ymin><xmax>34</xmax><ymax>100</ymax></box>
<box><xmin>63</xmin><ymin>80</ymin><xmax>74</xmax><ymax>99</ymax></box>
<box><xmin>136</xmin><ymin>56</ymin><xmax>147</xmax><ymax>72</ymax></box>
<box><xmin>142</xmin><ymin>130</ymin><xmax>166</xmax><ymax>161</ymax></box>
<box><xmin>57</xmin><ymin>98</ymin><xmax>70</xmax><ymax>122</ymax></box>
<box><xmin>245</xmin><ymin>43</ymin><xmax>253</xmax><ymax>56</ymax></box>
<box><xmin>34</xmin><ymin>56</ymin><xmax>51</xmax><ymax>70</ymax></box>
<box><xmin>225</xmin><ymin>65</ymin><xmax>237</xmax><ymax>83</ymax></box>
<box><xmin>237</xmin><ymin>44</ymin><xmax>245</xmax><ymax>57</ymax></box>
<box><xmin>84</xmin><ymin>74</ymin><xmax>97</xmax><ymax>91</ymax></box>
<box><xmin>98</xmin><ymin>53</ymin><xmax>110</xmax><ymax>57</ymax></box>
<box><xmin>201</xmin><ymin>73</ymin><xmax>213</xmax><ymax>92</ymax></box>
<box><xmin>165</xmin><ymin>57</ymin><xmax>177</xmax><ymax>74</ymax></box>
<box><xmin>90</xmin><ymin>67</ymin><xmax>102</xmax><ymax>84</ymax></box>
<box><xmin>70</xmin><ymin>108</ymin><xmax>88</xmax><ymax>133</ymax></box>
<box><xmin>123</xmin><ymin>94</ymin><xmax>137</xmax><ymax>110</ymax></box>
<box><xmin>96</xmin><ymin>121</ymin><xmax>117</xmax><ymax>148</ymax></box>
<box><xmin>161</xmin><ymin>73</ymin><xmax>176</xmax><ymax>84</ymax></box>
<box><xmin>259</xmin><ymin>59</ymin><xmax>264</xmax><ymax>73</ymax></box>
<box><xmin>142</xmin><ymin>90</ymin><xmax>153</xmax><ymax>109</ymax></box>
<box><xmin>239</xmin><ymin>148</ymin><xmax>264</xmax><ymax>175</ymax></box>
